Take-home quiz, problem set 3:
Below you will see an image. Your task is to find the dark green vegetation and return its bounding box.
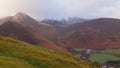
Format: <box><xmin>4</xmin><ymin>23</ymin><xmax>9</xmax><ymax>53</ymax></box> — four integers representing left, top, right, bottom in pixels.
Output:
<box><xmin>0</xmin><ymin>37</ymin><xmax>100</xmax><ymax>68</ymax></box>
<box><xmin>74</xmin><ymin>48</ymin><xmax>120</xmax><ymax>64</ymax></box>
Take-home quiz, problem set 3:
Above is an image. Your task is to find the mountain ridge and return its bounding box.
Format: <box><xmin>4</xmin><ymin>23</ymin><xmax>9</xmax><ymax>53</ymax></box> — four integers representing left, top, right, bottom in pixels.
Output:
<box><xmin>1</xmin><ymin>12</ymin><xmax>120</xmax><ymax>52</ymax></box>
<box><xmin>59</xmin><ymin>18</ymin><xmax>120</xmax><ymax>49</ymax></box>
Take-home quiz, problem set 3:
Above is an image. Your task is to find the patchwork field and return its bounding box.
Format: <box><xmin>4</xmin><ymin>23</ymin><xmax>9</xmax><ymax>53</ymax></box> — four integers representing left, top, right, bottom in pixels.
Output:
<box><xmin>73</xmin><ymin>48</ymin><xmax>120</xmax><ymax>64</ymax></box>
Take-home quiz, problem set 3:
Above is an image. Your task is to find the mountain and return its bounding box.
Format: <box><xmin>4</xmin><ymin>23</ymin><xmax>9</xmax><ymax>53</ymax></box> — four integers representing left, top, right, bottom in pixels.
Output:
<box><xmin>59</xmin><ymin>18</ymin><xmax>120</xmax><ymax>49</ymax></box>
<box><xmin>0</xmin><ymin>12</ymin><xmax>67</xmax><ymax>52</ymax></box>
<box><xmin>0</xmin><ymin>36</ymin><xmax>100</xmax><ymax>68</ymax></box>
<box><xmin>1</xmin><ymin>12</ymin><xmax>120</xmax><ymax>51</ymax></box>
<box><xmin>61</xmin><ymin>17</ymin><xmax>88</xmax><ymax>24</ymax></box>
<box><xmin>42</xmin><ymin>19</ymin><xmax>69</xmax><ymax>27</ymax></box>
<box><xmin>0</xmin><ymin>12</ymin><xmax>44</xmax><ymax>44</ymax></box>
<box><xmin>41</xmin><ymin>17</ymin><xmax>87</xmax><ymax>28</ymax></box>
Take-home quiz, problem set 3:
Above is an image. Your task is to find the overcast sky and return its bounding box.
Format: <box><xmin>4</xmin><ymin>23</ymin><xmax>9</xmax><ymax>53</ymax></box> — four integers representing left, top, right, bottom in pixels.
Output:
<box><xmin>0</xmin><ymin>0</ymin><xmax>120</xmax><ymax>20</ymax></box>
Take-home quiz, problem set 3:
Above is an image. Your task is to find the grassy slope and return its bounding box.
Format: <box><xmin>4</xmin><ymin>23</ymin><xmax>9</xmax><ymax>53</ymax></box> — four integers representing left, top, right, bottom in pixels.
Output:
<box><xmin>0</xmin><ymin>37</ymin><xmax>99</xmax><ymax>68</ymax></box>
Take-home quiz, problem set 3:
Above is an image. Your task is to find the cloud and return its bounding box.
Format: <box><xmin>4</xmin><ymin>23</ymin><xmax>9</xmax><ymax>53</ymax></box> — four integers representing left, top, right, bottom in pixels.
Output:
<box><xmin>0</xmin><ymin>0</ymin><xmax>120</xmax><ymax>20</ymax></box>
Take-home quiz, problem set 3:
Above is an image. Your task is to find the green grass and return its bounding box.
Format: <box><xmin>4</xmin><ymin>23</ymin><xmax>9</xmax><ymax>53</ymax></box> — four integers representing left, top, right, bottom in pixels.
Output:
<box><xmin>73</xmin><ymin>48</ymin><xmax>120</xmax><ymax>64</ymax></box>
<box><xmin>90</xmin><ymin>49</ymin><xmax>120</xmax><ymax>63</ymax></box>
<box><xmin>90</xmin><ymin>53</ymin><xmax>120</xmax><ymax>63</ymax></box>
<box><xmin>0</xmin><ymin>37</ymin><xmax>100</xmax><ymax>68</ymax></box>
<box><xmin>74</xmin><ymin>48</ymin><xmax>85</xmax><ymax>52</ymax></box>
<box><xmin>0</xmin><ymin>56</ymin><xmax>32</xmax><ymax>68</ymax></box>
<box><xmin>97</xmin><ymin>49</ymin><xmax>120</xmax><ymax>54</ymax></box>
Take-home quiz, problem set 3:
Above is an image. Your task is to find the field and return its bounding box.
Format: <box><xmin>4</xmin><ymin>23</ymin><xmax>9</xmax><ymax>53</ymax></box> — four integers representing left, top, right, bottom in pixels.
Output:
<box><xmin>90</xmin><ymin>53</ymin><xmax>120</xmax><ymax>63</ymax></box>
<box><xmin>74</xmin><ymin>48</ymin><xmax>120</xmax><ymax>64</ymax></box>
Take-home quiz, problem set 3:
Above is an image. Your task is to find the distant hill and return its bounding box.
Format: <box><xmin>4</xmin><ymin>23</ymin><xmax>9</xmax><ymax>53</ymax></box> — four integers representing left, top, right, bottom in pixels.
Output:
<box><xmin>42</xmin><ymin>19</ymin><xmax>68</xmax><ymax>27</ymax></box>
<box><xmin>59</xmin><ymin>18</ymin><xmax>120</xmax><ymax>49</ymax></box>
<box><xmin>41</xmin><ymin>17</ymin><xmax>87</xmax><ymax>27</ymax></box>
<box><xmin>0</xmin><ymin>37</ymin><xmax>100</xmax><ymax>68</ymax></box>
<box><xmin>61</xmin><ymin>17</ymin><xmax>88</xmax><ymax>24</ymax></box>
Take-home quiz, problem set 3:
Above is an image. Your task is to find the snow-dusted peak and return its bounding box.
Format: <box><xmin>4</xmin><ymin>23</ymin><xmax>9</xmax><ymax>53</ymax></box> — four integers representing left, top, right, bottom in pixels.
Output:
<box><xmin>10</xmin><ymin>12</ymin><xmax>51</xmax><ymax>28</ymax></box>
<box><xmin>14</xmin><ymin>12</ymin><xmax>27</xmax><ymax>17</ymax></box>
<box><xmin>11</xmin><ymin>12</ymin><xmax>34</xmax><ymax>24</ymax></box>
<box><xmin>12</xmin><ymin>12</ymin><xmax>28</xmax><ymax>21</ymax></box>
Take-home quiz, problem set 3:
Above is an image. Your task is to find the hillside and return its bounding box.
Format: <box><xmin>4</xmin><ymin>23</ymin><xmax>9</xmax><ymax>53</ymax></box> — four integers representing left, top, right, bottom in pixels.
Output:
<box><xmin>0</xmin><ymin>37</ymin><xmax>100</xmax><ymax>68</ymax></box>
<box><xmin>58</xmin><ymin>18</ymin><xmax>120</xmax><ymax>49</ymax></box>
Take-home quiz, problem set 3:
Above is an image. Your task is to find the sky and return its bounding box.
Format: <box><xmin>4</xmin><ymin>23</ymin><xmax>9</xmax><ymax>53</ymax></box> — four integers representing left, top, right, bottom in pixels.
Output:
<box><xmin>0</xmin><ymin>0</ymin><xmax>120</xmax><ymax>20</ymax></box>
